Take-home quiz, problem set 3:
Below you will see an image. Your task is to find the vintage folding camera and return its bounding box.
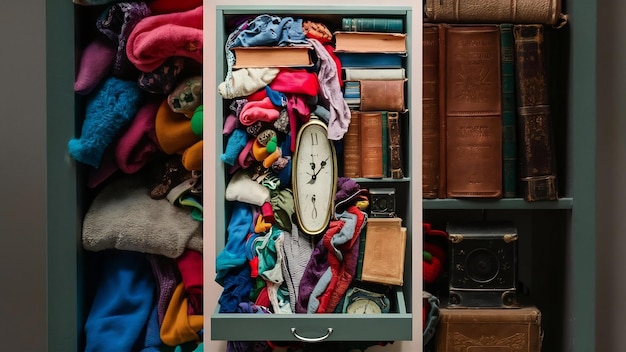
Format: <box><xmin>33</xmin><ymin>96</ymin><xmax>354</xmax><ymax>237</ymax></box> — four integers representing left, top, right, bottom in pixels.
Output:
<box><xmin>446</xmin><ymin>221</ymin><xmax>519</xmax><ymax>308</ymax></box>
<box><xmin>368</xmin><ymin>188</ymin><xmax>396</xmax><ymax>218</ymax></box>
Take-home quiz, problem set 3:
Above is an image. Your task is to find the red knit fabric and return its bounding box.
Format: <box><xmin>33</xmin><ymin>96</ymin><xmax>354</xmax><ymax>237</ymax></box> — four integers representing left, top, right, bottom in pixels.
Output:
<box><xmin>316</xmin><ymin>206</ymin><xmax>364</xmax><ymax>313</ymax></box>
<box><xmin>269</xmin><ymin>68</ymin><xmax>320</xmax><ymax>97</ymax></box>
<box><xmin>176</xmin><ymin>249</ymin><xmax>203</xmax><ymax>314</ymax></box>
<box><xmin>148</xmin><ymin>0</ymin><xmax>202</xmax><ymax>14</ymax></box>
<box><xmin>313</xmin><ymin>221</ymin><xmax>344</xmax><ymax>313</ymax></box>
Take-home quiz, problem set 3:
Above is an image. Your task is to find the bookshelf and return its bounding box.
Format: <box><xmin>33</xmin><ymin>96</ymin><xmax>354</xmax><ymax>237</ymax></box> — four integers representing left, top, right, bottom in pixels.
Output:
<box><xmin>422</xmin><ymin>1</ymin><xmax>596</xmax><ymax>352</ymax></box>
<box><xmin>43</xmin><ymin>0</ymin><xmax>595</xmax><ymax>352</ymax></box>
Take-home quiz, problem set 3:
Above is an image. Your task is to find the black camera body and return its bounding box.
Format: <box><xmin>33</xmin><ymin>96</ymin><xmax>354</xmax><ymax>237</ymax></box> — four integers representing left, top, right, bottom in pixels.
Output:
<box><xmin>446</xmin><ymin>222</ymin><xmax>519</xmax><ymax>308</ymax></box>
<box><xmin>369</xmin><ymin>188</ymin><xmax>396</xmax><ymax>218</ymax></box>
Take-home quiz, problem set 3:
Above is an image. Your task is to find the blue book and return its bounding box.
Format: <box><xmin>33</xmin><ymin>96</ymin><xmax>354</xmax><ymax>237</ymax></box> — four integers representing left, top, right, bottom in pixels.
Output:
<box><xmin>336</xmin><ymin>52</ymin><xmax>405</xmax><ymax>68</ymax></box>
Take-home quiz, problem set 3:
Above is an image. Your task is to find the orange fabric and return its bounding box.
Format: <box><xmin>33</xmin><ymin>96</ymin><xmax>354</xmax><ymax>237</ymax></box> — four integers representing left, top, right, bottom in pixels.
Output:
<box><xmin>182</xmin><ymin>140</ymin><xmax>203</xmax><ymax>171</ymax></box>
<box><xmin>155</xmin><ymin>100</ymin><xmax>201</xmax><ymax>155</ymax></box>
<box><xmin>160</xmin><ymin>283</ymin><xmax>203</xmax><ymax>346</ymax></box>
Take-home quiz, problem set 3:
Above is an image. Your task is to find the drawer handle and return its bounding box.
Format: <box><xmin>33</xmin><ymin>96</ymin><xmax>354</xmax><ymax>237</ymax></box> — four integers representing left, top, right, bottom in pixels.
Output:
<box><xmin>290</xmin><ymin>327</ymin><xmax>333</xmax><ymax>342</ymax></box>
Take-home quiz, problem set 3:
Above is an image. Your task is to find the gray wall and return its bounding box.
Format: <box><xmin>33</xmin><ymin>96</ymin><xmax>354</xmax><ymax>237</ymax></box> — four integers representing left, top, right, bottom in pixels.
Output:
<box><xmin>0</xmin><ymin>1</ymin><xmax>620</xmax><ymax>351</ymax></box>
<box><xmin>0</xmin><ymin>1</ymin><xmax>47</xmax><ymax>351</ymax></box>
<box><xmin>596</xmin><ymin>1</ymin><xmax>626</xmax><ymax>351</ymax></box>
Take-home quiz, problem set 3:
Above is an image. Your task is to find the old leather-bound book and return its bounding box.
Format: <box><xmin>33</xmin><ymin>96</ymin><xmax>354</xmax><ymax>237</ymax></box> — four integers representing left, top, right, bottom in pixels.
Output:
<box><xmin>361</xmin><ymin>217</ymin><xmax>406</xmax><ymax>286</ymax></box>
<box><xmin>359</xmin><ymin>79</ymin><xmax>406</xmax><ymax>112</ymax></box>
<box><xmin>424</xmin><ymin>0</ymin><xmax>566</xmax><ymax>26</ymax></box>
<box><xmin>436</xmin><ymin>305</ymin><xmax>543</xmax><ymax>352</ymax></box>
<box><xmin>360</xmin><ymin>111</ymin><xmax>384</xmax><ymax>178</ymax></box>
<box><xmin>444</xmin><ymin>25</ymin><xmax>503</xmax><ymax>198</ymax></box>
<box><xmin>387</xmin><ymin>112</ymin><xmax>404</xmax><ymax>179</ymax></box>
<box><xmin>343</xmin><ymin>110</ymin><xmax>361</xmax><ymax>178</ymax></box>
<box><xmin>423</xmin><ymin>24</ymin><xmax>440</xmax><ymax>198</ymax></box>
<box><xmin>514</xmin><ymin>24</ymin><xmax>559</xmax><ymax>201</ymax></box>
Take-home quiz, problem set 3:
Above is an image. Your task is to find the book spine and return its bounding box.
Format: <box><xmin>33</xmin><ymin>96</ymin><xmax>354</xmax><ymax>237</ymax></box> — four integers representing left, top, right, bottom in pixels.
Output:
<box><xmin>424</xmin><ymin>0</ymin><xmax>565</xmax><ymax>26</ymax></box>
<box><xmin>335</xmin><ymin>52</ymin><xmax>404</xmax><ymax>68</ymax></box>
<box><xmin>382</xmin><ymin>111</ymin><xmax>390</xmax><ymax>177</ymax></box>
<box><xmin>344</xmin><ymin>68</ymin><xmax>406</xmax><ymax>80</ymax></box>
<box><xmin>423</xmin><ymin>24</ymin><xmax>440</xmax><ymax>199</ymax></box>
<box><xmin>444</xmin><ymin>25</ymin><xmax>503</xmax><ymax>198</ymax></box>
<box><xmin>513</xmin><ymin>24</ymin><xmax>559</xmax><ymax>201</ymax></box>
<box><xmin>387</xmin><ymin>112</ymin><xmax>404</xmax><ymax>179</ymax></box>
<box><xmin>437</xmin><ymin>24</ymin><xmax>447</xmax><ymax>198</ymax></box>
<box><xmin>341</xmin><ymin>17</ymin><xmax>404</xmax><ymax>33</ymax></box>
<box><xmin>354</xmin><ymin>226</ymin><xmax>367</xmax><ymax>280</ymax></box>
<box><xmin>500</xmin><ymin>24</ymin><xmax>517</xmax><ymax>198</ymax></box>
<box><xmin>360</xmin><ymin>112</ymin><xmax>384</xmax><ymax>178</ymax></box>
<box><xmin>359</xmin><ymin>79</ymin><xmax>406</xmax><ymax>112</ymax></box>
<box><xmin>343</xmin><ymin>110</ymin><xmax>362</xmax><ymax>178</ymax></box>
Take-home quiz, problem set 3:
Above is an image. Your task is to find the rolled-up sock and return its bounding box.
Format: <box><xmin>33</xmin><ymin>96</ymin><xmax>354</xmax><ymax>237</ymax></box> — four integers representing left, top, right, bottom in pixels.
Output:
<box><xmin>221</xmin><ymin>129</ymin><xmax>249</xmax><ymax>166</ymax></box>
<box><xmin>74</xmin><ymin>39</ymin><xmax>116</xmax><ymax>95</ymax></box>
<box><xmin>126</xmin><ymin>6</ymin><xmax>203</xmax><ymax>73</ymax></box>
<box><xmin>69</xmin><ymin>77</ymin><xmax>143</xmax><ymax>168</ymax></box>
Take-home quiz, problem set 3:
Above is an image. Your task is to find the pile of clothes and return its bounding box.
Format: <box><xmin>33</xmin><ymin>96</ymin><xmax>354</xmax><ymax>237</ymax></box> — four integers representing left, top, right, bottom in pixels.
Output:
<box><xmin>70</xmin><ymin>1</ymin><xmax>204</xmax><ymax>351</ymax></box>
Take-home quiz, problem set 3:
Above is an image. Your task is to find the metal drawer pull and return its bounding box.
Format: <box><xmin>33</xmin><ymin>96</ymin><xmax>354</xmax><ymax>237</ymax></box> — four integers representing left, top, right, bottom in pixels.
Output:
<box><xmin>290</xmin><ymin>327</ymin><xmax>333</xmax><ymax>342</ymax></box>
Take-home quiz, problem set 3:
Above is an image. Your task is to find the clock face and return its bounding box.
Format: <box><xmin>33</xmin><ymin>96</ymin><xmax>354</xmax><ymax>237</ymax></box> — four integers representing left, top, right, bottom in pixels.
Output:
<box><xmin>346</xmin><ymin>299</ymin><xmax>382</xmax><ymax>314</ymax></box>
<box><xmin>292</xmin><ymin>119</ymin><xmax>337</xmax><ymax>236</ymax></box>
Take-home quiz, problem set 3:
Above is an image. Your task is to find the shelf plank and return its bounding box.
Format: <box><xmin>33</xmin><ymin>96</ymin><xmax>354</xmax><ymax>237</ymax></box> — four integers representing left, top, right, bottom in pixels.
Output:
<box><xmin>423</xmin><ymin>197</ymin><xmax>574</xmax><ymax>210</ymax></box>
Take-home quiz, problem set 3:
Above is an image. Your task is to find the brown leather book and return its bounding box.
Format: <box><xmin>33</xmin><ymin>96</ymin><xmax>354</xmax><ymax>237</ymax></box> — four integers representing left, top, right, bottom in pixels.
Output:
<box><xmin>424</xmin><ymin>0</ymin><xmax>566</xmax><ymax>26</ymax></box>
<box><xmin>423</xmin><ymin>24</ymin><xmax>440</xmax><ymax>198</ymax></box>
<box><xmin>359</xmin><ymin>111</ymin><xmax>384</xmax><ymax>178</ymax></box>
<box><xmin>359</xmin><ymin>79</ymin><xmax>406</xmax><ymax>112</ymax></box>
<box><xmin>387</xmin><ymin>112</ymin><xmax>404</xmax><ymax>179</ymax></box>
<box><xmin>436</xmin><ymin>305</ymin><xmax>543</xmax><ymax>352</ymax></box>
<box><xmin>437</xmin><ymin>23</ymin><xmax>448</xmax><ymax>199</ymax></box>
<box><xmin>343</xmin><ymin>110</ymin><xmax>361</xmax><ymax>178</ymax></box>
<box><xmin>444</xmin><ymin>25</ymin><xmax>503</xmax><ymax>198</ymax></box>
<box><xmin>361</xmin><ymin>218</ymin><xmax>406</xmax><ymax>286</ymax></box>
<box><xmin>514</xmin><ymin>25</ymin><xmax>559</xmax><ymax>201</ymax></box>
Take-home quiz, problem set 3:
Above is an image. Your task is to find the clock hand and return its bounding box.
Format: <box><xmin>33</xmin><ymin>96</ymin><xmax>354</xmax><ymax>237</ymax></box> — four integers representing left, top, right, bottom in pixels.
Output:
<box><xmin>310</xmin><ymin>153</ymin><xmax>316</xmax><ymax>171</ymax></box>
<box><xmin>312</xmin><ymin>155</ymin><xmax>330</xmax><ymax>178</ymax></box>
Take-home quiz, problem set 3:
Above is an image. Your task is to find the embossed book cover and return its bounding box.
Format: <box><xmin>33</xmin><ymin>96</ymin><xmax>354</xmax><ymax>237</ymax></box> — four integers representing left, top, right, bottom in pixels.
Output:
<box><xmin>436</xmin><ymin>305</ymin><xmax>543</xmax><ymax>352</ymax></box>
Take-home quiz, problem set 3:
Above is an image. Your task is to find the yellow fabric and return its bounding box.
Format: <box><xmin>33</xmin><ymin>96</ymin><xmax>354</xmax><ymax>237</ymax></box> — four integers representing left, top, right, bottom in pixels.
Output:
<box><xmin>160</xmin><ymin>283</ymin><xmax>203</xmax><ymax>346</ymax></box>
<box><xmin>155</xmin><ymin>100</ymin><xmax>202</xmax><ymax>155</ymax></box>
<box><xmin>182</xmin><ymin>140</ymin><xmax>203</xmax><ymax>171</ymax></box>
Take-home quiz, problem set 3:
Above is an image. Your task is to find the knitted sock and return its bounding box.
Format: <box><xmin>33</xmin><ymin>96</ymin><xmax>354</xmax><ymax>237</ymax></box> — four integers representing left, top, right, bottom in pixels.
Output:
<box><xmin>221</xmin><ymin>129</ymin><xmax>249</xmax><ymax>166</ymax></box>
<box><xmin>74</xmin><ymin>39</ymin><xmax>116</xmax><ymax>95</ymax></box>
<box><xmin>126</xmin><ymin>6</ymin><xmax>203</xmax><ymax>73</ymax></box>
<box><xmin>181</xmin><ymin>140</ymin><xmax>202</xmax><ymax>171</ymax></box>
<box><xmin>68</xmin><ymin>77</ymin><xmax>143</xmax><ymax>168</ymax></box>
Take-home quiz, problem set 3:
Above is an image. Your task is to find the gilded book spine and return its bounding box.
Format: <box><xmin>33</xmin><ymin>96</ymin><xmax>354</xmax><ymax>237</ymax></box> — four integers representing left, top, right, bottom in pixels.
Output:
<box><xmin>444</xmin><ymin>25</ymin><xmax>503</xmax><ymax>198</ymax></box>
<box><xmin>343</xmin><ymin>110</ymin><xmax>362</xmax><ymax>178</ymax></box>
<box><xmin>424</xmin><ymin>0</ymin><xmax>565</xmax><ymax>26</ymax></box>
<box><xmin>501</xmin><ymin>24</ymin><xmax>517</xmax><ymax>198</ymax></box>
<box><xmin>387</xmin><ymin>112</ymin><xmax>404</xmax><ymax>179</ymax></box>
<box><xmin>360</xmin><ymin>111</ymin><xmax>384</xmax><ymax>178</ymax></box>
<box><xmin>514</xmin><ymin>24</ymin><xmax>558</xmax><ymax>201</ymax></box>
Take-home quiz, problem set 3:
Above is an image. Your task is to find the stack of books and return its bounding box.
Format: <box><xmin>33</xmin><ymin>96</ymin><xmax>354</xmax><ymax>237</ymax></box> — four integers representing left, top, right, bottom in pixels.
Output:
<box><xmin>422</xmin><ymin>0</ymin><xmax>565</xmax><ymax>201</ymax></box>
<box><xmin>336</xmin><ymin>17</ymin><xmax>408</xmax><ymax>179</ymax></box>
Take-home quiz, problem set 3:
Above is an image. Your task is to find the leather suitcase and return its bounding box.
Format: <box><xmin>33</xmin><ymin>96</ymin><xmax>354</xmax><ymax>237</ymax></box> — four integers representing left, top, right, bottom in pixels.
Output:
<box><xmin>435</xmin><ymin>305</ymin><xmax>543</xmax><ymax>352</ymax></box>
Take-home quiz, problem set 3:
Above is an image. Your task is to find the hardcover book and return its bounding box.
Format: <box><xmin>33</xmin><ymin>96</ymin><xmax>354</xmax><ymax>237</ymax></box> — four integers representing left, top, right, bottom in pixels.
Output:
<box><xmin>344</xmin><ymin>68</ymin><xmax>406</xmax><ymax>80</ymax></box>
<box><xmin>387</xmin><ymin>112</ymin><xmax>404</xmax><ymax>179</ymax></box>
<box><xmin>343</xmin><ymin>110</ymin><xmax>362</xmax><ymax>178</ymax></box>
<box><xmin>359</xmin><ymin>111</ymin><xmax>384</xmax><ymax>178</ymax></box>
<box><xmin>361</xmin><ymin>217</ymin><xmax>406</xmax><ymax>286</ymax></box>
<box><xmin>232</xmin><ymin>45</ymin><xmax>313</xmax><ymax>68</ymax></box>
<box><xmin>334</xmin><ymin>31</ymin><xmax>407</xmax><ymax>54</ymax></box>
<box><xmin>336</xmin><ymin>52</ymin><xmax>404</xmax><ymax>68</ymax></box>
<box><xmin>422</xmin><ymin>24</ymin><xmax>440</xmax><ymax>198</ymax></box>
<box><xmin>359</xmin><ymin>79</ymin><xmax>406</xmax><ymax>112</ymax></box>
<box><xmin>341</xmin><ymin>17</ymin><xmax>404</xmax><ymax>33</ymax></box>
<box><xmin>501</xmin><ymin>24</ymin><xmax>517</xmax><ymax>198</ymax></box>
<box><xmin>424</xmin><ymin>0</ymin><xmax>566</xmax><ymax>26</ymax></box>
<box><xmin>381</xmin><ymin>111</ymin><xmax>390</xmax><ymax>177</ymax></box>
<box><xmin>436</xmin><ymin>305</ymin><xmax>543</xmax><ymax>352</ymax></box>
<box><xmin>444</xmin><ymin>25</ymin><xmax>503</xmax><ymax>198</ymax></box>
<box><xmin>513</xmin><ymin>24</ymin><xmax>559</xmax><ymax>201</ymax></box>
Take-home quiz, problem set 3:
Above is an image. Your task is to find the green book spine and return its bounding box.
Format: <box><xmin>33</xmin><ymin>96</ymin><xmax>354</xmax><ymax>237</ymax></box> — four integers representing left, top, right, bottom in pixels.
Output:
<box><xmin>382</xmin><ymin>111</ymin><xmax>390</xmax><ymax>177</ymax></box>
<box><xmin>341</xmin><ymin>18</ymin><xmax>404</xmax><ymax>33</ymax></box>
<box><xmin>501</xmin><ymin>24</ymin><xmax>517</xmax><ymax>198</ymax></box>
<box><xmin>354</xmin><ymin>226</ymin><xmax>367</xmax><ymax>280</ymax></box>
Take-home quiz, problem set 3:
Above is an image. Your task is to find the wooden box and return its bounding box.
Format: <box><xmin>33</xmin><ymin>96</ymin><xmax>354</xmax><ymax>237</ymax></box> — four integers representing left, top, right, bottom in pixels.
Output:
<box><xmin>435</xmin><ymin>305</ymin><xmax>543</xmax><ymax>352</ymax></box>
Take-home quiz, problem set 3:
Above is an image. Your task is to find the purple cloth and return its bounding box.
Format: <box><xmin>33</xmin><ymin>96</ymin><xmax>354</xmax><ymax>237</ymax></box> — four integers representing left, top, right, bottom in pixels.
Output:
<box><xmin>147</xmin><ymin>254</ymin><xmax>180</xmax><ymax>326</ymax></box>
<box><xmin>295</xmin><ymin>239</ymin><xmax>330</xmax><ymax>313</ymax></box>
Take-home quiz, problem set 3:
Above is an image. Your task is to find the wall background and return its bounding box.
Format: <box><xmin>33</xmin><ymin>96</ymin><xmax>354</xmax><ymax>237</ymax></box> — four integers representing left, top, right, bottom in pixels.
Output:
<box><xmin>0</xmin><ymin>1</ymin><xmax>48</xmax><ymax>351</ymax></box>
<box><xmin>0</xmin><ymin>1</ymin><xmax>619</xmax><ymax>350</ymax></box>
